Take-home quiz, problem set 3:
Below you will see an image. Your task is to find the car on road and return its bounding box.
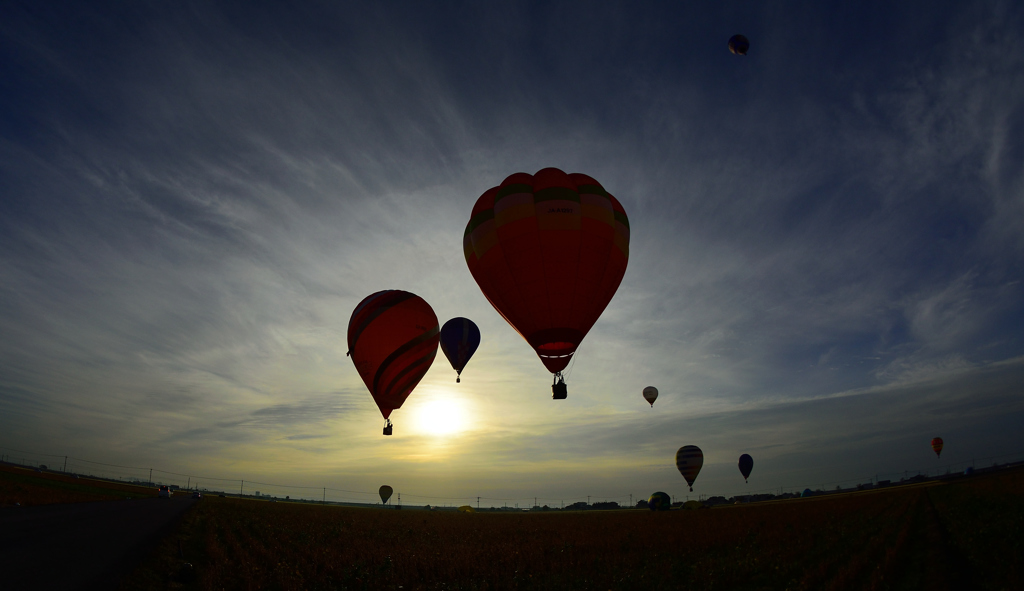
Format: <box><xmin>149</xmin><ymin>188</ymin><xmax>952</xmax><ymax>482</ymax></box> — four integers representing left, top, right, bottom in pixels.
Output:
<box><xmin>192</xmin><ymin>491</ymin><xmax>202</xmax><ymax>499</ymax></box>
<box><xmin>158</xmin><ymin>485</ymin><xmax>171</xmax><ymax>499</ymax></box>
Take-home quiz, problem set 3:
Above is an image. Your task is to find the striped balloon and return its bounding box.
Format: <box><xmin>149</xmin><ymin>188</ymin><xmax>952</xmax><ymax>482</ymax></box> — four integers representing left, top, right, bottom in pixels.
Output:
<box><xmin>347</xmin><ymin>290</ymin><xmax>439</xmax><ymax>423</ymax></box>
<box><xmin>931</xmin><ymin>437</ymin><xmax>944</xmax><ymax>458</ymax></box>
<box><xmin>676</xmin><ymin>445</ymin><xmax>704</xmax><ymax>492</ymax></box>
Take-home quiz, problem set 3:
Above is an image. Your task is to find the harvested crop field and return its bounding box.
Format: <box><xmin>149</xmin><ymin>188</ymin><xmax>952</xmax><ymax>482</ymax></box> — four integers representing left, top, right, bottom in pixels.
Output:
<box><xmin>0</xmin><ymin>463</ymin><xmax>156</xmax><ymax>506</ymax></box>
<box><xmin>121</xmin><ymin>468</ymin><xmax>1022</xmax><ymax>590</ymax></box>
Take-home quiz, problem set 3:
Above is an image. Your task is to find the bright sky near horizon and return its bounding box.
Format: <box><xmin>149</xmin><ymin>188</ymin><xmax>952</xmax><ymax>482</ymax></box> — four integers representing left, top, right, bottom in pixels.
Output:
<box><xmin>1</xmin><ymin>1</ymin><xmax>1023</xmax><ymax>506</ymax></box>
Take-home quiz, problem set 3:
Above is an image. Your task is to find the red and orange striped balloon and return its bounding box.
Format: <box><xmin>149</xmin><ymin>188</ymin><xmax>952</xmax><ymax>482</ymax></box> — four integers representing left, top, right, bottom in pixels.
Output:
<box><xmin>931</xmin><ymin>437</ymin><xmax>944</xmax><ymax>458</ymax></box>
<box><xmin>347</xmin><ymin>290</ymin><xmax>439</xmax><ymax>421</ymax></box>
<box><xmin>464</xmin><ymin>168</ymin><xmax>629</xmax><ymax>375</ymax></box>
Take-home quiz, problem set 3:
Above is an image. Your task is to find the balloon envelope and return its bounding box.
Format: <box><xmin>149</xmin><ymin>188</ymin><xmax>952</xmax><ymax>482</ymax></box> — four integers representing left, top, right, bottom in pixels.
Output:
<box><xmin>457</xmin><ymin>505</ymin><xmax>476</xmax><ymax>513</ymax></box>
<box><xmin>379</xmin><ymin>485</ymin><xmax>393</xmax><ymax>504</ymax></box>
<box><xmin>931</xmin><ymin>437</ymin><xmax>944</xmax><ymax>458</ymax></box>
<box><xmin>729</xmin><ymin>34</ymin><xmax>750</xmax><ymax>55</ymax></box>
<box><xmin>464</xmin><ymin>168</ymin><xmax>630</xmax><ymax>374</ymax></box>
<box><xmin>642</xmin><ymin>386</ymin><xmax>659</xmax><ymax>407</ymax></box>
<box><xmin>648</xmin><ymin>491</ymin><xmax>671</xmax><ymax>511</ymax></box>
<box><xmin>439</xmin><ymin>317</ymin><xmax>481</xmax><ymax>380</ymax></box>
<box><xmin>738</xmin><ymin>454</ymin><xmax>754</xmax><ymax>482</ymax></box>
<box><xmin>676</xmin><ymin>445</ymin><xmax>704</xmax><ymax>491</ymax></box>
<box><xmin>348</xmin><ymin>291</ymin><xmax>440</xmax><ymax>420</ymax></box>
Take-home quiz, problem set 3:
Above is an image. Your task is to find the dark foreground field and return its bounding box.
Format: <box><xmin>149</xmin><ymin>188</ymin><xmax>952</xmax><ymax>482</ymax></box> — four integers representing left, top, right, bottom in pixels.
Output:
<box><xmin>121</xmin><ymin>468</ymin><xmax>1023</xmax><ymax>591</ymax></box>
<box><xmin>1</xmin><ymin>496</ymin><xmax>194</xmax><ymax>590</ymax></box>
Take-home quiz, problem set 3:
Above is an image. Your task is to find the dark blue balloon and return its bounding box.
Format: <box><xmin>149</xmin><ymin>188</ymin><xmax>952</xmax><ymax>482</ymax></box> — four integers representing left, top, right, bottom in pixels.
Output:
<box><xmin>439</xmin><ymin>317</ymin><xmax>481</xmax><ymax>383</ymax></box>
<box><xmin>738</xmin><ymin>454</ymin><xmax>753</xmax><ymax>482</ymax></box>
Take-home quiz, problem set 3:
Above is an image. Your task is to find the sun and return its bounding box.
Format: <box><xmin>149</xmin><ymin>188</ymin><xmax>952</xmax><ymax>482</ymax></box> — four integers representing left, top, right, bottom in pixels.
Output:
<box><xmin>414</xmin><ymin>398</ymin><xmax>468</xmax><ymax>437</ymax></box>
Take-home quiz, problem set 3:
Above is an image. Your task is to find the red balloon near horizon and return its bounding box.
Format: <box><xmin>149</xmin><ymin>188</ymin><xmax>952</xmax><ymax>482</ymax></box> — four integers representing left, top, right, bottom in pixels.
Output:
<box><xmin>463</xmin><ymin>168</ymin><xmax>630</xmax><ymax>392</ymax></box>
<box><xmin>347</xmin><ymin>290</ymin><xmax>439</xmax><ymax>434</ymax></box>
<box><xmin>931</xmin><ymin>437</ymin><xmax>944</xmax><ymax>458</ymax></box>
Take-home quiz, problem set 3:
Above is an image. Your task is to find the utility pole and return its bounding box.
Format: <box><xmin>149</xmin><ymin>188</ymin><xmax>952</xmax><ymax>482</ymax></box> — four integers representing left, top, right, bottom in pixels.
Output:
<box><xmin>587</xmin><ymin>495</ymin><xmax>590</xmax><ymax>506</ymax></box>
<box><xmin>63</xmin><ymin>456</ymin><xmax>67</xmax><ymax>472</ymax></box>
<box><xmin>187</xmin><ymin>477</ymin><xmax>190</xmax><ymax>490</ymax></box>
<box><xmin>630</xmin><ymin>494</ymin><xmax>632</xmax><ymax>507</ymax></box>
<box><xmin>149</xmin><ymin>468</ymin><xmax>153</xmax><ymax>484</ymax></box>
<box><xmin>534</xmin><ymin>497</ymin><xmax>537</xmax><ymax>508</ymax></box>
<box><xmin>477</xmin><ymin>496</ymin><xmax>480</xmax><ymax>509</ymax></box>
<box><xmin>240</xmin><ymin>480</ymin><xmax>244</xmax><ymax>496</ymax></box>
<box><xmin>323</xmin><ymin>488</ymin><xmax>326</xmax><ymax>504</ymax></box>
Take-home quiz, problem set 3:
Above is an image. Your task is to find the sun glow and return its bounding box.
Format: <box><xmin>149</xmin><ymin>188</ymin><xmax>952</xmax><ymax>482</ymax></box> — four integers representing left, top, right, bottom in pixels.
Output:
<box><xmin>414</xmin><ymin>398</ymin><xmax>469</xmax><ymax>437</ymax></box>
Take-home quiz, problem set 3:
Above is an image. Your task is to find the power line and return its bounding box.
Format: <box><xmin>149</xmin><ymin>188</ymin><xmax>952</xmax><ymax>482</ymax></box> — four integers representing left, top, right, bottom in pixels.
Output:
<box><xmin>4</xmin><ymin>445</ymin><xmax>1023</xmax><ymax>506</ymax></box>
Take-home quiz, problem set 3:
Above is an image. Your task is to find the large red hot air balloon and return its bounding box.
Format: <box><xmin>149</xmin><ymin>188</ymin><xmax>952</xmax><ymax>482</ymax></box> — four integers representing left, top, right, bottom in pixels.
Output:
<box><xmin>347</xmin><ymin>290</ymin><xmax>439</xmax><ymax>435</ymax></box>
<box><xmin>463</xmin><ymin>168</ymin><xmax>630</xmax><ymax>399</ymax></box>
<box><xmin>931</xmin><ymin>437</ymin><xmax>944</xmax><ymax>458</ymax></box>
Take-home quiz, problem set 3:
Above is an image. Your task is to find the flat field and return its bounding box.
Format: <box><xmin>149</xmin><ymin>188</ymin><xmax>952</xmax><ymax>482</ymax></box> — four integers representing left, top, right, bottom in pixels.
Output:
<box><xmin>120</xmin><ymin>467</ymin><xmax>1022</xmax><ymax>591</ymax></box>
<box><xmin>0</xmin><ymin>463</ymin><xmax>156</xmax><ymax>506</ymax></box>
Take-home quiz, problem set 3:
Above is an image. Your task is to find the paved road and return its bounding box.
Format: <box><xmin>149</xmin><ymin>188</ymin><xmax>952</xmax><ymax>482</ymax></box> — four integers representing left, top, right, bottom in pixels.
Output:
<box><xmin>0</xmin><ymin>496</ymin><xmax>195</xmax><ymax>590</ymax></box>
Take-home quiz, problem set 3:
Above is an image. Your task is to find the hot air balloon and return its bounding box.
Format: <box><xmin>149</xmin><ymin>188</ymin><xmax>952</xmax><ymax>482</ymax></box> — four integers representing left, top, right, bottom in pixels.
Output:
<box><xmin>738</xmin><ymin>454</ymin><xmax>753</xmax><ymax>483</ymax></box>
<box><xmin>648</xmin><ymin>491</ymin><xmax>671</xmax><ymax>511</ymax></box>
<box><xmin>463</xmin><ymin>168</ymin><xmax>630</xmax><ymax>399</ymax></box>
<box><xmin>379</xmin><ymin>485</ymin><xmax>393</xmax><ymax>504</ymax></box>
<box><xmin>642</xmin><ymin>386</ymin><xmax>659</xmax><ymax>407</ymax></box>
<box><xmin>347</xmin><ymin>290</ymin><xmax>440</xmax><ymax>436</ymax></box>
<box><xmin>931</xmin><ymin>437</ymin><xmax>944</xmax><ymax>458</ymax></box>
<box><xmin>676</xmin><ymin>445</ymin><xmax>703</xmax><ymax>492</ymax></box>
<box><xmin>439</xmin><ymin>317</ymin><xmax>481</xmax><ymax>383</ymax></box>
<box><xmin>728</xmin><ymin>34</ymin><xmax>750</xmax><ymax>55</ymax></box>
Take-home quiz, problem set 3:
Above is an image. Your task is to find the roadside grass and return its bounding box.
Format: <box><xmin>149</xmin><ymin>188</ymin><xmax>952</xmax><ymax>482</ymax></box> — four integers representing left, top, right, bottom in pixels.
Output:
<box><xmin>119</xmin><ymin>468</ymin><xmax>1023</xmax><ymax>591</ymax></box>
<box><xmin>0</xmin><ymin>463</ymin><xmax>157</xmax><ymax>506</ymax></box>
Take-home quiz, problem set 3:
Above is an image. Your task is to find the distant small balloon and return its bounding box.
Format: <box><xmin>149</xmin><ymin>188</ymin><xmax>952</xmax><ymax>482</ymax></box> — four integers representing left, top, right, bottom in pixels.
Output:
<box><xmin>728</xmin><ymin>34</ymin><xmax>750</xmax><ymax>56</ymax></box>
<box><xmin>931</xmin><ymin>437</ymin><xmax>944</xmax><ymax>458</ymax></box>
<box><xmin>642</xmin><ymin>386</ymin><xmax>659</xmax><ymax>407</ymax></box>
<box><xmin>675</xmin><ymin>445</ymin><xmax>704</xmax><ymax>492</ymax></box>
<box><xmin>379</xmin><ymin>485</ymin><xmax>393</xmax><ymax>504</ymax></box>
<box><xmin>648</xmin><ymin>491</ymin><xmax>671</xmax><ymax>511</ymax></box>
<box><xmin>738</xmin><ymin>454</ymin><xmax>753</xmax><ymax>483</ymax></box>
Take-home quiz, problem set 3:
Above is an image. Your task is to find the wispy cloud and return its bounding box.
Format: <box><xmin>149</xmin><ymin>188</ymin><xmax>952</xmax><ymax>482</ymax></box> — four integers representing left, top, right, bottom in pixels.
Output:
<box><xmin>0</xmin><ymin>1</ymin><xmax>1021</xmax><ymax>498</ymax></box>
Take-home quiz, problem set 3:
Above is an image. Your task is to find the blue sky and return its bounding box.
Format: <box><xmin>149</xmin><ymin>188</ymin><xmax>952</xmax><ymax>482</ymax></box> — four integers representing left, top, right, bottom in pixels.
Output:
<box><xmin>1</xmin><ymin>1</ymin><xmax>1022</xmax><ymax>505</ymax></box>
